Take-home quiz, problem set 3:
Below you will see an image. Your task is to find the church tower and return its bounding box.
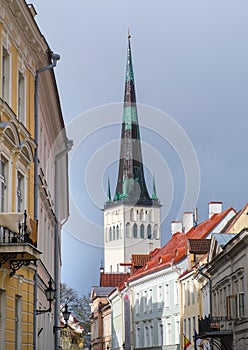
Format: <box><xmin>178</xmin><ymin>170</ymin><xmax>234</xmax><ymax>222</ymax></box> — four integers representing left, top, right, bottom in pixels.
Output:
<box><xmin>104</xmin><ymin>35</ymin><xmax>161</xmax><ymax>273</ymax></box>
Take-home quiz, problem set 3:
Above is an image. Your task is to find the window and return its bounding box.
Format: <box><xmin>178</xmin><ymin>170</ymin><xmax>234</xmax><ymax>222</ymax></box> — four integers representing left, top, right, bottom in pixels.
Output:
<box><xmin>154</xmin><ymin>224</ymin><xmax>159</xmax><ymax>239</ymax></box>
<box><xmin>175</xmin><ymin>316</ymin><xmax>180</xmax><ymax>344</ymax></box>
<box><xmin>15</xmin><ymin>295</ymin><xmax>22</xmax><ymax>350</ymax></box>
<box><xmin>165</xmin><ymin>318</ymin><xmax>171</xmax><ymax>345</ymax></box>
<box><xmin>227</xmin><ymin>295</ymin><xmax>237</xmax><ymax>320</ymax></box>
<box><xmin>187</xmin><ymin>280</ymin><xmax>190</xmax><ymax>305</ymax></box>
<box><xmin>144</xmin><ymin>323</ymin><xmax>149</xmax><ymax>347</ymax></box>
<box><xmin>175</xmin><ymin>281</ymin><xmax>179</xmax><ymax>305</ymax></box>
<box><xmin>158</xmin><ymin>320</ymin><xmax>163</xmax><ymax>346</ymax></box>
<box><xmin>17</xmin><ymin>71</ymin><xmax>25</xmax><ymax>123</ymax></box>
<box><xmin>135</xmin><ymin>293</ymin><xmax>140</xmax><ymax>315</ymax></box>
<box><xmin>0</xmin><ymin>290</ymin><xmax>6</xmax><ymax>349</ymax></box>
<box><xmin>193</xmin><ymin>317</ymin><xmax>196</xmax><ymax>335</ymax></box>
<box><xmin>157</xmin><ymin>285</ymin><xmax>162</xmax><ymax>310</ymax></box>
<box><xmin>113</xmin><ymin>226</ymin><xmax>115</xmax><ymax>240</ymax></box>
<box><xmin>143</xmin><ymin>290</ymin><xmax>148</xmax><ymax>313</ymax></box>
<box><xmin>17</xmin><ymin>171</ymin><xmax>24</xmax><ymax>212</ymax></box>
<box><xmin>188</xmin><ymin>318</ymin><xmax>191</xmax><ymax>341</ymax></box>
<box><xmin>126</xmin><ymin>223</ymin><xmax>131</xmax><ymax>238</ymax></box>
<box><xmin>148</xmin><ymin>288</ymin><xmax>153</xmax><ymax>312</ymax></box>
<box><xmin>149</xmin><ymin>209</ymin><xmax>154</xmax><ymax>222</ymax></box>
<box><xmin>140</xmin><ymin>224</ymin><xmax>145</xmax><ymax>238</ymax></box>
<box><xmin>183</xmin><ymin>319</ymin><xmax>186</xmax><ymax>335</ymax></box>
<box><xmin>2</xmin><ymin>46</ymin><xmax>10</xmax><ymax>104</ymax></box>
<box><xmin>165</xmin><ymin>284</ymin><xmax>170</xmax><ymax>308</ymax></box>
<box><xmin>116</xmin><ymin>225</ymin><xmax>119</xmax><ymax>239</ymax></box>
<box><xmin>140</xmin><ymin>209</ymin><xmax>145</xmax><ymax>221</ymax></box>
<box><xmin>135</xmin><ymin>323</ymin><xmax>140</xmax><ymax>348</ymax></box>
<box><xmin>130</xmin><ymin>208</ymin><xmax>136</xmax><ymax>221</ymax></box>
<box><xmin>147</xmin><ymin>224</ymin><xmax>152</xmax><ymax>239</ymax></box>
<box><xmin>109</xmin><ymin>227</ymin><xmax>112</xmax><ymax>241</ymax></box>
<box><xmin>0</xmin><ymin>157</ymin><xmax>7</xmax><ymax>212</ymax></box>
<box><xmin>238</xmin><ymin>293</ymin><xmax>245</xmax><ymax>318</ymax></box>
<box><xmin>192</xmin><ymin>279</ymin><xmax>195</xmax><ymax>305</ymax></box>
<box><xmin>133</xmin><ymin>223</ymin><xmax>138</xmax><ymax>238</ymax></box>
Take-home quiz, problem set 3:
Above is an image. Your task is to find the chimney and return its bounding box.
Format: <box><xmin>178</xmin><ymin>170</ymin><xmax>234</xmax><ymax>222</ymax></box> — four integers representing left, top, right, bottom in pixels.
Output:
<box><xmin>183</xmin><ymin>212</ymin><xmax>194</xmax><ymax>233</ymax></box>
<box><xmin>209</xmin><ymin>201</ymin><xmax>222</xmax><ymax>218</ymax></box>
<box><xmin>171</xmin><ymin>221</ymin><xmax>183</xmax><ymax>235</ymax></box>
<box><xmin>149</xmin><ymin>242</ymin><xmax>153</xmax><ymax>253</ymax></box>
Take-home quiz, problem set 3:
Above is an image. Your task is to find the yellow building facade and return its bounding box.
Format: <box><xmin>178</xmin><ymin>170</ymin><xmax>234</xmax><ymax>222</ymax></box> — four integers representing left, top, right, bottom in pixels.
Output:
<box><xmin>0</xmin><ymin>1</ymin><xmax>70</xmax><ymax>349</ymax></box>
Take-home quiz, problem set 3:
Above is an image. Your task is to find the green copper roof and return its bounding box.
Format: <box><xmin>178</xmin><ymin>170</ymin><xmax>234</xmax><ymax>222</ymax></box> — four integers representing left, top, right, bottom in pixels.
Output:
<box><xmin>111</xmin><ymin>35</ymin><xmax>154</xmax><ymax>206</ymax></box>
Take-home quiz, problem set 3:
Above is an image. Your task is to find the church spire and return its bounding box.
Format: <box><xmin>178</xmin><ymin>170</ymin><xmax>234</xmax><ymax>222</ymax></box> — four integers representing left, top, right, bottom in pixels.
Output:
<box><xmin>107</xmin><ymin>178</ymin><xmax>111</xmax><ymax>202</ymax></box>
<box><xmin>152</xmin><ymin>176</ymin><xmax>158</xmax><ymax>200</ymax></box>
<box><xmin>113</xmin><ymin>34</ymin><xmax>152</xmax><ymax>205</ymax></box>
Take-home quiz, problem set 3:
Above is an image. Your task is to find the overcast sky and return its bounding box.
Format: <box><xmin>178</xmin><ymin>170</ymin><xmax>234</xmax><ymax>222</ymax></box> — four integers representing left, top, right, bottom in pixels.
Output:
<box><xmin>32</xmin><ymin>0</ymin><xmax>248</xmax><ymax>295</ymax></box>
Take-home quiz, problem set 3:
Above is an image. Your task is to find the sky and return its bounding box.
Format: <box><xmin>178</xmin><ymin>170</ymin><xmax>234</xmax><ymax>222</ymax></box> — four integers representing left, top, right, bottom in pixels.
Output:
<box><xmin>31</xmin><ymin>0</ymin><xmax>248</xmax><ymax>295</ymax></box>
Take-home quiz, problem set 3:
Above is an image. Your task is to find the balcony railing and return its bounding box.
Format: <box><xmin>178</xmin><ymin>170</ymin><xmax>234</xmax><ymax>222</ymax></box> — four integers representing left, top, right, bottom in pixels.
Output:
<box><xmin>198</xmin><ymin>316</ymin><xmax>234</xmax><ymax>336</ymax></box>
<box><xmin>0</xmin><ymin>210</ymin><xmax>40</xmax><ymax>275</ymax></box>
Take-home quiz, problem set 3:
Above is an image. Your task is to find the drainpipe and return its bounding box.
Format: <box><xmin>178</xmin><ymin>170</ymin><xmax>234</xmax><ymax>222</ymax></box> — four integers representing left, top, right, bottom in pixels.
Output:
<box><xmin>33</xmin><ymin>51</ymin><xmax>60</xmax><ymax>350</ymax></box>
<box><xmin>54</xmin><ymin>139</ymin><xmax>73</xmax><ymax>350</ymax></box>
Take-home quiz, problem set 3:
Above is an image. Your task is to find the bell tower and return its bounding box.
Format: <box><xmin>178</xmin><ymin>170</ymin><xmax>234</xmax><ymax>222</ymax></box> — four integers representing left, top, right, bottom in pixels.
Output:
<box><xmin>103</xmin><ymin>34</ymin><xmax>161</xmax><ymax>272</ymax></box>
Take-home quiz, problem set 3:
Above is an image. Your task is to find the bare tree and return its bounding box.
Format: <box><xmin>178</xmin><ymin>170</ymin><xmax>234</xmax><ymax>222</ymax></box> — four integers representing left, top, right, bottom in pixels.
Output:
<box><xmin>60</xmin><ymin>283</ymin><xmax>91</xmax><ymax>337</ymax></box>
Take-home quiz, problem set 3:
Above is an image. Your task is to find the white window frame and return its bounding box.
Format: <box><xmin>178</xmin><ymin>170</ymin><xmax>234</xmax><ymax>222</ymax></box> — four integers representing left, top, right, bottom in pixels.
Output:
<box><xmin>1</xmin><ymin>45</ymin><xmax>11</xmax><ymax>104</ymax></box>
<box><xmin>17</xmin><ymin>69</ymin><xmax>26</xmax><ymax>124</ymax></box>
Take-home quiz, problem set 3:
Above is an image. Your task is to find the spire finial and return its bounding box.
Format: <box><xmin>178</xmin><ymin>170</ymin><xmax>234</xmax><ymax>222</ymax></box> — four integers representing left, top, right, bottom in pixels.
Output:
<box><xmin>128</xmin><ymin>27</ymin><xmax>131</xmax><ymax>39</ymax></box>
<box><xmin>107</xmin><ymin>177</ymin><xmax>111</xmax><ymax>202</ymax></box>
<box><xmin>152</xmin><ymin>175</ymin><xmax>158</xmax><ymax>200</ymax></box>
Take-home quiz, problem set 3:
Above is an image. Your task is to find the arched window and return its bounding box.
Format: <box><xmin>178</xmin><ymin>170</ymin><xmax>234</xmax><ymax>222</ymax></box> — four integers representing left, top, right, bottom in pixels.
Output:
<box><xmin>154</xmin><ymin>224</ymin><xmax>159</xmax><ymax>239</ymax></box>
<box><xmin>126</xmin><ymin>223</ymin><xmax>131</xmax><ymax>238</ymax></box>
<box><xmin>113</xmin><ymin>226</ymin><xmax>116</xmax><ymax>240</ymax></box>
<box><xmin>116</xmin><ymin>225</ymin><xmax>119</xmax><ymax>240</ymax></box>
<box><xmin>140</xmin><ymin>224</ymin><xmax>145</xmax><ymax>239</ymax></box>
<box><xmin>106</xmin><ymin>228</ymin><xmax>108</xmax><ymax>242</ymax></box>
<box><xmin>130</xmin><ymin>208</ymin><xmax>136</xmax><ymax>221</ymax></box>
<box><xmin>109</xmin><ymin>227</ymin><xmax>112</xmax><ymax>241</ymax></box>
<box><xmin>141</xmin><ymin>209</ymin><xmax>146</xmax><ymax>221</ymax></box>
<box><xmin>149</xmin><ymin>209</ymin><xmax>154</xmax><ymax>223</ymax></box>
<box><xmin>133</xmin><ymin>223</ymin><xmax>138</xmax><ymax>238</ymax></box>
<box><xmin>147</xmin><ymin>224</ymin><xmax>152</xmax><ymax>239</ymax></box>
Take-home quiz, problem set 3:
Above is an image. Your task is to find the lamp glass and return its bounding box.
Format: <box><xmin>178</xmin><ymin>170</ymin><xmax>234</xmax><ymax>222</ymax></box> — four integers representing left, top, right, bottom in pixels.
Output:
<box><xmin>63</xmin><ymin>304</ymin><xmax>70</xmax><ymax>323</ymax></box>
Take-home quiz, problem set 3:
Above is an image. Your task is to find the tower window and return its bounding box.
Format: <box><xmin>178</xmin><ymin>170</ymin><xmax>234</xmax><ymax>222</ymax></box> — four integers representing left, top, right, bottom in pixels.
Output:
<box><xmin>154</xmin><ymin>224</ymin><xmax>159</xmax><ymax>239</ymax></box>
<box><xmin>126</xmin><ymin>223</ymin><xmax>131</xmax><ymax>238</ymax></box>
<box><xmin>147</xmin><ymin>224</ymin><xmax>152</xmax><ymax>239</ymax></box>
<box><xmin>140</xmin><ymin>209</ymin><xmax>145</xmax><ymax>221</ymax></box>
<box><xmin>109</xmin><ymin>227</ymin><xmax>112</xmax><ymax>241</ymax></box>
<box><xmin>133</xmin><ymin>223</ymin><xmax>138</xmax><ymax>238</ymax></box>
<box><xmin>130</xmin><ymin>208</ymin><xmax>136</xmax><ymax>221</ymax></box>
<box><xmin>149</xmin><ymin>209</ymin><xmax>154</xmax><ymax>222</ymax></box>
<box><xmin>113</xmin><ymin>226</ymin><xmax>116</xmax><ymax>240</ymax></box>
<box><xmin>140</xmin><ymin>224</ymin><xmax>145</xmax><ymax>239</ymax></box>
<box><xmin>116</xmin><ymin>225</ymin><xmax>119</xmax><ymax>239</ymax></box>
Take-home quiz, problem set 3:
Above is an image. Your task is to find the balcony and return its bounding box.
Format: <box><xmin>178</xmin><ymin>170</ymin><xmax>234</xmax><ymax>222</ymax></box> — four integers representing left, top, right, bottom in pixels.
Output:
<box><xmin>0</xmin><ymin>210</ymin><xmax>41</xmax><ymax>276</ymax></box>
<box><xmin>198</xmin><ymin>316</ymin><xmax>233</xmax><ymax>338</ymax></box>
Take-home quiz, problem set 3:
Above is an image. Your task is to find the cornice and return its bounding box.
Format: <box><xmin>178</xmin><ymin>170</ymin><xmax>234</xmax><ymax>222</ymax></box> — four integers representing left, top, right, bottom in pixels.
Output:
<box><xmin>1</xmin><ymin>0</ymin><xmax>48</xmax><ymax>73</ymax></box>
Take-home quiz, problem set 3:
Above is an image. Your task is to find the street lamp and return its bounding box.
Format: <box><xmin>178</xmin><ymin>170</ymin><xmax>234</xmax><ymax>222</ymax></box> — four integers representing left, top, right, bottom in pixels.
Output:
<box><xmin>53</xmin><ymin>304</ymin><xmax>71</xmax><ymax>333</ymax></box>
<box><xmin>36</xmin><ymin>277</ymin><xmax>56</xmax><ymax>314</ymax></box>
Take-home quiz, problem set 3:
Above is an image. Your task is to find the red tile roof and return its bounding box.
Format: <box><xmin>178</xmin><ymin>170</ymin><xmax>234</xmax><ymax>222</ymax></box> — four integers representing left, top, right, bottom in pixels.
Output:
<box><xmin>132</xmin><ymin>254</ymin><xmax>150</xmax><ymax>267</ymax></box>
<box><xmin>100</xmin><ymin>272</ymin><xmax>129</xmax><ymax>287</ymax></box>
<box><xmin>187</xmin><ymin>239</ymin><xmax>211</xmax><ymax>254</ymax></box>
<box><xmin>127</xmin><ymin>207</ymin><xmax>234</xmax><ymax>283</ymax></box>
<box><xmin>186</xmin><ymin>208</ymin><xmax>235</xmax><ymax>239</ymax></box>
